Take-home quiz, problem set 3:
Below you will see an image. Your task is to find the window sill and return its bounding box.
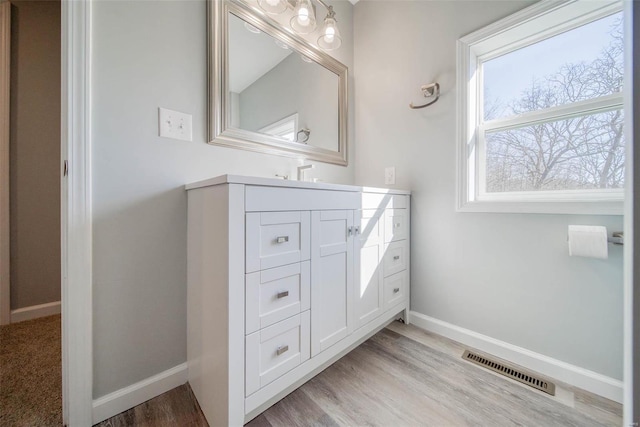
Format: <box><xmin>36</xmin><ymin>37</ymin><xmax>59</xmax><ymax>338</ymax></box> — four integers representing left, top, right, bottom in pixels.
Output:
<box><xmin>456</xmin><ymin>199</ymin><xmax>623</xmax><ymax>215</ymax></box>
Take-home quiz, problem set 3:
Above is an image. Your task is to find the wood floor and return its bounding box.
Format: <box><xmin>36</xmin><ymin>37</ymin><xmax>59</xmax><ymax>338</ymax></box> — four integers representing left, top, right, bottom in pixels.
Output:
<box><xmin>96</xmin><ymin>322</ymin><xmax>622</xmax><ymax>427</ymax></box>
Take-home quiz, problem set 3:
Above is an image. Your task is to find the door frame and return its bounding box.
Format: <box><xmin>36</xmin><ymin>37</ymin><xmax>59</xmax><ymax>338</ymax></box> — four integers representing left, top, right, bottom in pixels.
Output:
<box><xmin>61</xmin><ymin>0</ymin><xmax>93</xmax><ymax>425</ymax></box>
<box><xmin>0</xmin><ymin>0</ymin><xmax>93</xmax><ymax>422</ymax></box>
<box><xmin>0</xmin><ymin>0</ymin><xmax>10</xmax><ymax>326</ymax></box>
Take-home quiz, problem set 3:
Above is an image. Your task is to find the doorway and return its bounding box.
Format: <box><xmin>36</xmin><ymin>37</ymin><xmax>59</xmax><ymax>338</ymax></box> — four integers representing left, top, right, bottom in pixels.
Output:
<box><xmin>0</xmin><ymin>0</ymin><xmax>62</xmax><ymax>424</ymax></box>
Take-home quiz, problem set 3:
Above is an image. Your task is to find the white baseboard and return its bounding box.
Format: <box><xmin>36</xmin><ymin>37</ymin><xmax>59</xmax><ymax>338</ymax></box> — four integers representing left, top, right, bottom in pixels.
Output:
<box><xmin>92</xmin><ymin>363</ymin><xmax>188</xmax><ymax>424</ymax></box>
<box><xmin>10</xmin><ymin>301</ymin><xmax>61</xmax><ymax>323</ymax></box>
<box><xmin>409</xmin><ymin>311</ymin><xmax>623</xmax><ymax>403</ymax></box>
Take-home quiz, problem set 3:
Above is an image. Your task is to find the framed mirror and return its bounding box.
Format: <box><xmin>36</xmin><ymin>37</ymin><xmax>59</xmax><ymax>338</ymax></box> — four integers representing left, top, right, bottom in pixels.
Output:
<box><xmin>208</xmin><ymin>0</ymin><xmax>348</xmax><ymax>166</ymax></box>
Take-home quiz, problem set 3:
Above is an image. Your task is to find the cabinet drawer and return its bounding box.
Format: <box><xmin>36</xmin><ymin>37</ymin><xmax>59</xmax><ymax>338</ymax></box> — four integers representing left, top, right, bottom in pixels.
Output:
<box><xmin>361</xmin><ymin>193</ymin><xmax>408</xmax><ymax>210</ymax></box>
<box><xmin>246</xmin><ymin>211</ymin><xmax>310</xmax><ymax>273</ymax></box>
<box><xmin>246</xmin><ymin>312</ymin><xmax>310</xmax><ymax>396</ymax></box>
<box><xmin>385</xmin><ymin>209</ymin><xmax>408</xmax><ymax>243</ymax></box>
<box><xmin>383</xmin><ymin>240</ymin><xmax>408</xmax><ymax>277</ymax></box>
<box><xmin>246</xmin><ymin>262</ymin><xmax>310</xmax><ymax>334</ymax></box>
<box><xmin>245</xmin><ymin>186</ymin><xmax>360</xmax><ymax>212</ymax></box>
<box><xmin>384</xmin><ymin>270</ymin><xmax>407</xmax><ymax>309</ymax></box>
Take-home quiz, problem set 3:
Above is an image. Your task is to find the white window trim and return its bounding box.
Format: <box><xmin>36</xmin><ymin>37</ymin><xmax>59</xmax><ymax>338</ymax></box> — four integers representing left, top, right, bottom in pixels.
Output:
<box><xmin>456</xmin><ymin>0</ymin><xmax>624</xmax><ymax>215</ymax></box>
<box><xmin>259</xmin><ymin>113</ymin><xmax>299</xmax><ymax>141</ymax></box>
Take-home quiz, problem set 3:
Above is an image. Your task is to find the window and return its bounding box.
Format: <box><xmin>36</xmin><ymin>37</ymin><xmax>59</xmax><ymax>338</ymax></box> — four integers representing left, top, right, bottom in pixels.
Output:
<box><xmin>457</xmin><ymin>0</ymin><xmax>624</xmax><ymax>214</ymax></box>
<box><xmin>259</xmin><ymin>113</ymin><xmax>299</xmax><ymax>142</ymax></box>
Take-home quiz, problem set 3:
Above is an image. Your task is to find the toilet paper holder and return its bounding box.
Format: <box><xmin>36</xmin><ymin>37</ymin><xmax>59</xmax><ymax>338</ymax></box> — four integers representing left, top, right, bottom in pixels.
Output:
<box><xmin>608</xmin><ymin>232</ymin><xmax>624</xmax><ymax>245</ymax></box>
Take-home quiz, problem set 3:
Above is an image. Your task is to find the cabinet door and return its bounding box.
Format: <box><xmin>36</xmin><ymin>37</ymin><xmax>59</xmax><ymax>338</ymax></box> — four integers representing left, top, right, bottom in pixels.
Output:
<box><xmin>311</xmin><ymin>210</ymin><xmax>354</xmax><ymax>356</ymax></box>
<box><xmin>353</xmin><ymin>209</ymin><xmax>384</xmax><ymax>329</ymax></box>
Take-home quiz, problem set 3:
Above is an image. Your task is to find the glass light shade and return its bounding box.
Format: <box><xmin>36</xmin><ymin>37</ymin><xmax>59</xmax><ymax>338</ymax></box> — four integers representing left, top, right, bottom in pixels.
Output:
<box><xmin>257</xmin><ymin>0</ymin><xmax>287</xmax><ymax>15</ymax></box>
<box><xmin>317</xmin><ymin>15</ymin><xmax>341</xmax><ymax>50</ymax></box>
<box><xmin>290</xmin><ymin>0</ymin><xmax>316</xmax><ymax>34</ymax></box>
<box><xmin>243</xmin><ymin>22</ymin><xmax>261</xmax><ymax>34</ymax></box>
<box><xmin>274</xmin><ymin>39</ymin><xmax>290</xmax><ymax>50</ymax></box>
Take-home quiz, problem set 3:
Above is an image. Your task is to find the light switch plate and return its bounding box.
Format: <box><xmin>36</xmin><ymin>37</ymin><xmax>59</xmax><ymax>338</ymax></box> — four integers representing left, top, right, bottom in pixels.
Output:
<box><xmin>385</xmin><ymin>167</ymin><xmax>396</xmax><ymax>185</ymax></box>
<box><xmin>159</xmin><ymin>107</ymin><xmax>192</xmax><ymax>141</ymax></box>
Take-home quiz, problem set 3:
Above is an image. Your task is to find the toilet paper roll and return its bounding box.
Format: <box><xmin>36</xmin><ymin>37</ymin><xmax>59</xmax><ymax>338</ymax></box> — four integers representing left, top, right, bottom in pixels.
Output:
<box><xmin>568</xmin><ymin>225</ymin><xmax>608</xmax><ymax>259</ymax></box>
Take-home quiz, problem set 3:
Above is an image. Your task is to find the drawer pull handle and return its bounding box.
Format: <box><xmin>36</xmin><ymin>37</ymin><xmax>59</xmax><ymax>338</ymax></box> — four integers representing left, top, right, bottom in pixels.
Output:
<box><xmin>393</xmin><ymin>255</ymin><xmax>400</xmax><ymax>260</ymax></box>
<box><xmin>275</xmin><ymin>236</ymin><xmax>289</xmax><ymax>244</ymax></box>
<box><xmin>276</xmin><ymin>345</ymin><xmax>289</xmax><ymax>356</ymax></box>
<box><xmin>393</xmin><ymin>287</ymin><xmax>400</xmax><ymax>293</ymax></box>
<box><xmin>277</xmin><ymin>290</ymin><xmax>289</xmax><ymax>299</ymax></box>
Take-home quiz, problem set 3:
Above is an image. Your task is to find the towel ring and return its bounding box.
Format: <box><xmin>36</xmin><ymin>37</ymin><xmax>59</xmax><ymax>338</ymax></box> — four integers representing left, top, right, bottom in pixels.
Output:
<box><xmin>409</xmin><ymin>83</ymin><xmax>440</xmax><ymax>109</ymax></box>
<box><xmin>296</xmin><ymin>128</ymin><xmax>311</xmax><ymax>143</ymax></box>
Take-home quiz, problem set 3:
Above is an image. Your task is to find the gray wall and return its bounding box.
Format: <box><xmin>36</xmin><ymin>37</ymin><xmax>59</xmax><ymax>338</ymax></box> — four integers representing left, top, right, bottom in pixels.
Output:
<box><xmin>354</xmin><ymin>0</ymin><xmax>624</xmax><ymax>380</ymax></box>
<box><xmin>239</xmin><ymin>53</ymin><xmax>339</xmax><ymax>151</ymax></box>
<box><xmin>9</xmin><ymin>0</ymin><xmax>61</xmax><ymax>310</ymax></box>
<box><xmin>91</xmin><ymin>0</ymin><xmax>354</xmax><ymax>398</ymax></box>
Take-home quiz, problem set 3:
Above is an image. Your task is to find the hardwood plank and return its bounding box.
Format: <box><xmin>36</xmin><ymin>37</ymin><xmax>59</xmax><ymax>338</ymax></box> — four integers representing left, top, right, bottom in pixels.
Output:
<box><xmin>96</xmin><ymin>323</ymin><xmax>622</xmax><ymax>427</ymax></box>
<box><xmin>262</xmin><ymin>387</ymin><xmax>339</xmax><ymax>427</ymax></box>
<box><xmin>245</xmin><ymin>413</ymin><xmax>272</xmax><ymax>427</ymax></box>
<box><xmin>268</xmin><ymin>327</ymin><xmax>618</xmax><ymax>427</ymax></box>
<box><xmin>389</xmin><ymin>322</ymin><xmax>621</xmax><ymax>420</ymax></box>
<box><xmin>366</xmin><ymin>329</ymin><xmax>612</xmax><ymax>426</ymax></box>
<box><xmin>574</xmin><ymin>388</ymin><xmax>624</xmax><ymax>426</ymax></box>
<box><xmin>94</xmin><ymin>384</ymin><xmax>207</xmax><ymax>427</ymax></box>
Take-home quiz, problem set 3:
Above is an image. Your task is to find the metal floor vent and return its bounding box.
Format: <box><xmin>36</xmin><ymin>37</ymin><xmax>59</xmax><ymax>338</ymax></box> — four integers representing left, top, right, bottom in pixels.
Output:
<box><xmin>462</xmin><ymin>350</ymin><xmax>556</xmax><ymax>396</ymax></box>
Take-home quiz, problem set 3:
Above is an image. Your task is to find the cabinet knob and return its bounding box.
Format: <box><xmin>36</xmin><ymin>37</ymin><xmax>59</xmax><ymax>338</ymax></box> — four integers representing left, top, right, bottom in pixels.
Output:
<box><xmin>393</xmin><ymin>255</ymin><xmax>400</xmax><ymax>260</ymax></box>
<box><xmin>395</xmin><ymin>223</ymin><xmax>401</xmax><ymax>228</ymax></box>
<box><xmin>393</xmin><ymin>287</ymin><xmax>400</xmax><ymax>293</ymax></box>
<box><xmin>276</xmin><ymin>290</ymin><xmax>289</xmax><ymax>299</ymax></box>
<box><xmin>276</xmin><ymin>345</ymin><xmax>289</xmax><ymax>356</ymax></box>
<box><xmin>275</xmin><ymin>236</ymin><xmax>289</xmax><ymax>244</ymax></box>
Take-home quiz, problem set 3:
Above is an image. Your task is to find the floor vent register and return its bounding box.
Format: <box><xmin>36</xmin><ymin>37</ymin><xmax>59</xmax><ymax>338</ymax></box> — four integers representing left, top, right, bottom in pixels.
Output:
<box><xmin>462</xmin><ymin>350</ymin><xmax>556</xmax><ymax>396</ymax></box>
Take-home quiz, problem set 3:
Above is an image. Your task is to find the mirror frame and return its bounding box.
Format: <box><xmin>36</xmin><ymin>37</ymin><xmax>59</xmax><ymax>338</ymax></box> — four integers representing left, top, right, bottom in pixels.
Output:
<box><xmin>208</xmin><ymin>0</ymin><xmax>348</xmax><ymax>166</ymax></box>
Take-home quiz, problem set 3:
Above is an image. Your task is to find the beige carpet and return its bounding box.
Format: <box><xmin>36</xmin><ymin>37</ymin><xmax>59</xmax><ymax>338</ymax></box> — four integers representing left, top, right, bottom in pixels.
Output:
<box><xmin>0</xmin><ymin>314</ymin><xmax>62</xmax><ymax>426</ymax></box>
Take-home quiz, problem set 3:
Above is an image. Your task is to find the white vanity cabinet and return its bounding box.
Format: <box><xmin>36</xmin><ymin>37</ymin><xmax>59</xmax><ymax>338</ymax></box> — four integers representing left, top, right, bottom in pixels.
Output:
<box><xmin>186</xmin><ymin>175</ymin><xmax>410</xmax><ymax>426</ymax></box>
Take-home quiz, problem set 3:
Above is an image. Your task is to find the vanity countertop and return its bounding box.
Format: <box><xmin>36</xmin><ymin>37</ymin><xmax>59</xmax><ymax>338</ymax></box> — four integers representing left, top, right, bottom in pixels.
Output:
<box><xmin>185</xmin><ymin>174</ymin><xmax>411</xmax><ymax>195</ymax></box>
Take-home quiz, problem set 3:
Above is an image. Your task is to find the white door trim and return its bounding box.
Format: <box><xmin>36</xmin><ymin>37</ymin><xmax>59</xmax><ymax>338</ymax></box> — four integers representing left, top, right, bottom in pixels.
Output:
<box><xmin>61</xmin><ymin>0</ymin><xmax>93</xmax><ymax>425</ymax></box>
<box><xmin>0</xmin><ymin>0</ymin><xmax>11</xmax><ymax>326</ymax></box>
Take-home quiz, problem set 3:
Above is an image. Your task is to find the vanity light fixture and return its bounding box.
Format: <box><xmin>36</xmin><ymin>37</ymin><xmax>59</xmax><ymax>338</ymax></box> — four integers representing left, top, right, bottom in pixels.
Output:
<box><xmin>290</xmin><ymin>0</ymin><xmax>316</xmax><ymax>34</ymax></box>
<box><xmin>257</xmin><ymin>0</ymin><xmax>342</xmax><ymax>51</ymax></box>
<box><xmin>317</xmin><ymin>6</ymin><xmax>341</xmax><ymax>50</ymax></box>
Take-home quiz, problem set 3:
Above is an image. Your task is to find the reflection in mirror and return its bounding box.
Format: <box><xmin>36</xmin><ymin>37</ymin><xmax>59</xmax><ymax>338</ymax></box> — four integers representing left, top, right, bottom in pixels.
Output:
<box><xmin>227</xmin><ymin>12</ymin><xmax>339</xmax><ymax>152</ymax></box>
